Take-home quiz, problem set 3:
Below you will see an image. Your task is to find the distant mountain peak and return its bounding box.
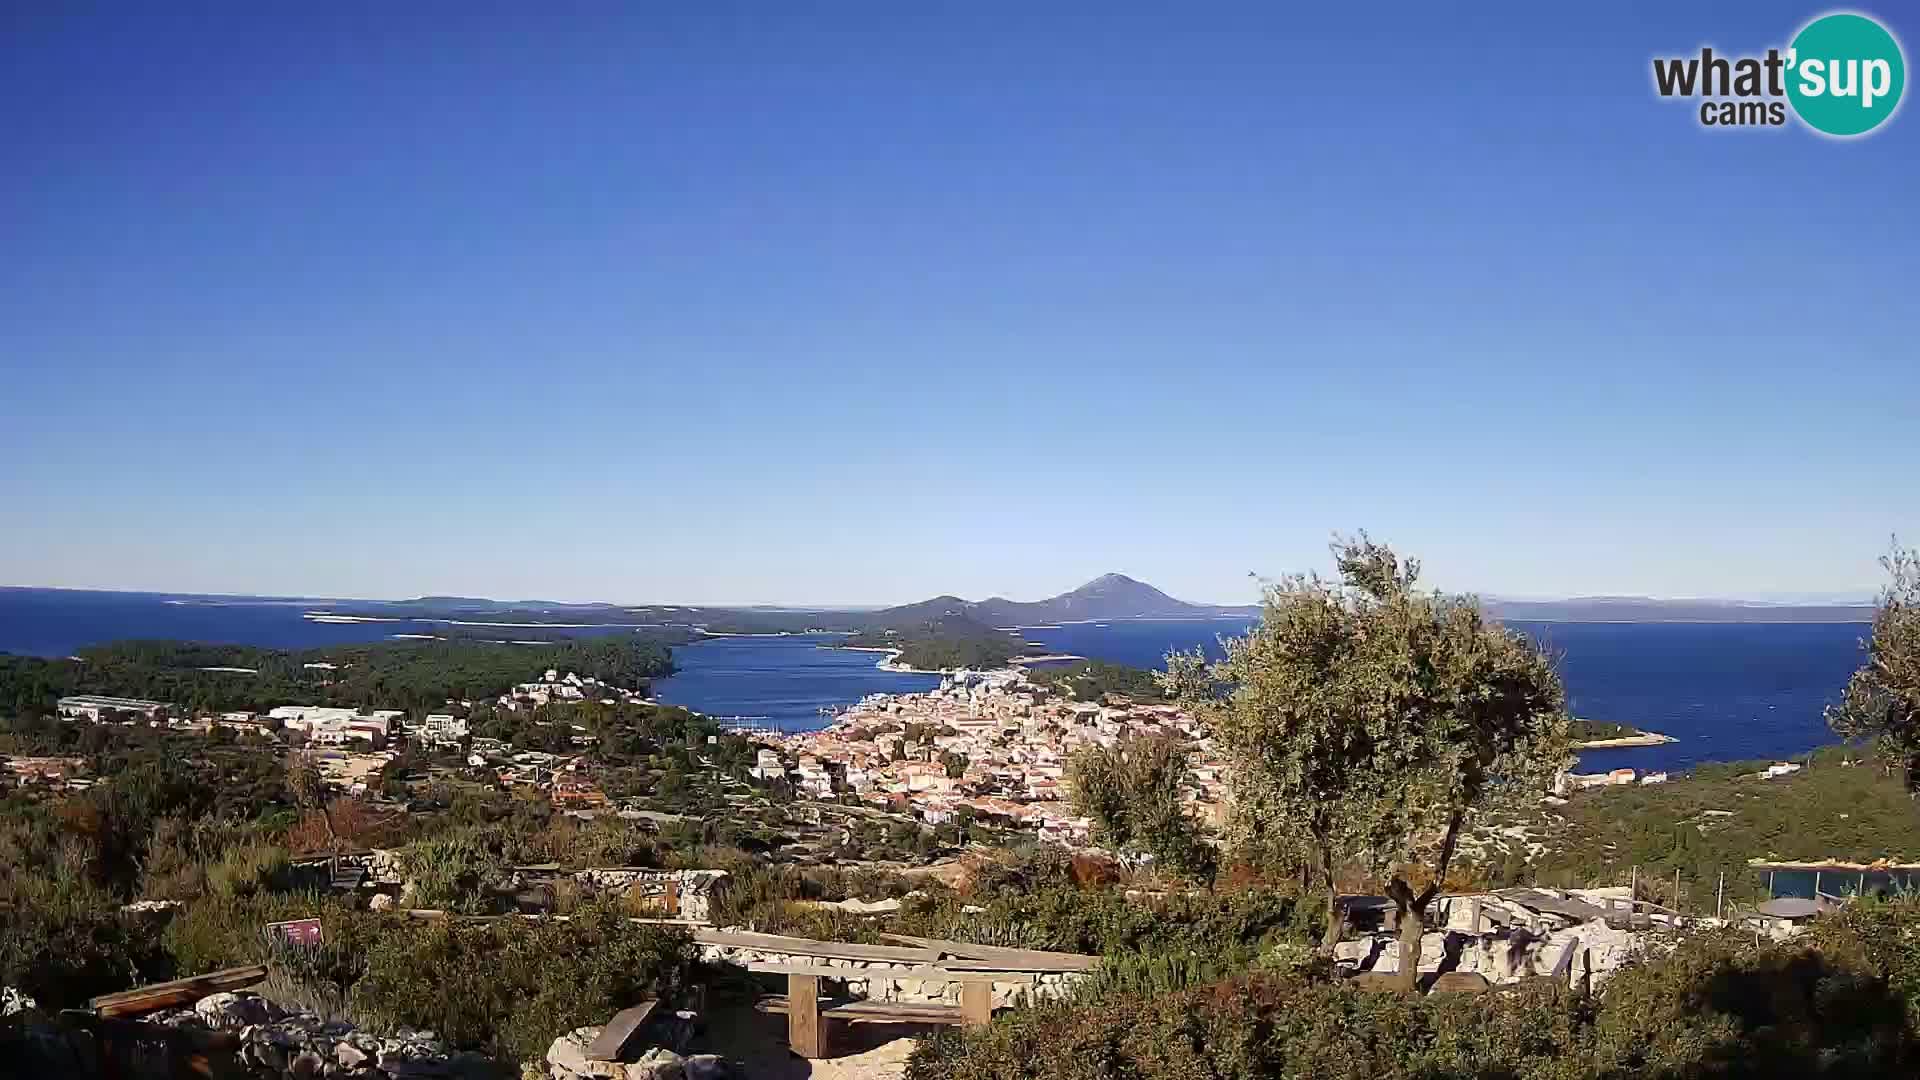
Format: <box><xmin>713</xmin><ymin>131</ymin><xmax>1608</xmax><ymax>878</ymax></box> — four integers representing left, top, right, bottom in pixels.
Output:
<box><xmin>1076</xmin><ymin>572</ymin><xmax>1146</xmax><ymax>589</ymax></box>
<box><xmin>876</xmin><ymin>573</ymin><xmax>1255</xmax><ymax>625</ymax></box>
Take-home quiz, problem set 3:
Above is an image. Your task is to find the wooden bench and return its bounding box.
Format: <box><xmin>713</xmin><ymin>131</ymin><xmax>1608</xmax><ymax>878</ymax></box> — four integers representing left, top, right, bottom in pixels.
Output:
<box><xmin>750</xmin><ymin>966</ymin><xmax>1004</xmax><ymax>1058</ymax></box>
<box><xmin>88</xmin><ymin>965</ymin><xmax>269</xmax><ymax>1019</ymax></box>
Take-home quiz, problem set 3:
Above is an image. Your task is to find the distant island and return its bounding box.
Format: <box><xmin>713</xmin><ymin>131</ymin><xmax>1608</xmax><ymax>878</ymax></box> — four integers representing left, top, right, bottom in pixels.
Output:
<box><xmin>831</xmin><ymin>574</ymin><xmax>1255</xmax><ymax>672</ymax></box>
<box><xmin>1569</xmin><ymin>718</ymin><xmax>1677</xmax><ymax>749</ymax></box>
<box><xmin>1484</xmin><ymin>596</ymin><xmax>1873</xmax><ymax>624</ymax></box>
<box><xmin>286</xmin><ymin>575</ymin><xmax>1874</xmax><ymax>634</ymax></box>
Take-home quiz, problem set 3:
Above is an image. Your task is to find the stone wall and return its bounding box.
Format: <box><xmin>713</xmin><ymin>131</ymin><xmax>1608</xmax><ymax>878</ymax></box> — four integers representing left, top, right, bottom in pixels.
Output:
<box><xmin>695</xmin><ymin>943</ymin><xmax>1082</xmax><ymax>1009</ymax></box>
<box><xmin>1334</xmin><ymin>920</ymin><xmax>1660</xmax><ymax>987</ymax></box>
<box><xmin>568</xmin><ymin>869</ymin><xmax>729</xmax><ymax>923</ymax></box>
<box><xmin>293</xmin><ymin>853</ymin><xmax>731</xmax><ymax>924</ymax></box>
<box><xmin>0</xmin><ymin>991</ymin><xmax>497</xmax><ymax>1079</ymax></box>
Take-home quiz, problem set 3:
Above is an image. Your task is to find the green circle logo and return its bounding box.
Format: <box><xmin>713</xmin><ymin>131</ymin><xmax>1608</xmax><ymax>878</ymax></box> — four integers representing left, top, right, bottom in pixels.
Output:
<box><xmin>1787</xmin><ymin>13</ymin><xmax>1906</xmax><ymax>136</ymax></box>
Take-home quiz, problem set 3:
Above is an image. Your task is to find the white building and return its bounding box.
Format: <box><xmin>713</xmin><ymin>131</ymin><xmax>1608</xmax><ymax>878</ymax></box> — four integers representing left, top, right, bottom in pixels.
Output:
<box><xmin>269</xmin><ymin>706</ymin><xmax>402</xmax><ymax>736</ymax></box>
<box><xmin>417</xmin><ymin>714</ymin><xmax>468</xmax><ymax>746</ymax></box>
<box><xmin>58</xmin><ymin>695</ymin><xmax>169</xmax><ymax>722</ymax></box>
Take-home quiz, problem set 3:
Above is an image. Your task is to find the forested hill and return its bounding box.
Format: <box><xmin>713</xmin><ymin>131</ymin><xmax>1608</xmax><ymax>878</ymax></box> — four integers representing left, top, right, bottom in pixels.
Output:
<box><xmin>0</xmin><ymin>635</ymin><xmax>686</xmax><ymax>719</ymax></box>
<box><xmin>302</xmin><ymin>572</ymin><xmax>1257</xmax><ymax>638</ymax></box>
<box><xmin>844</xmin><ymin>613</ymin><xmax>1023</xmax><ymax>671</ymax></box>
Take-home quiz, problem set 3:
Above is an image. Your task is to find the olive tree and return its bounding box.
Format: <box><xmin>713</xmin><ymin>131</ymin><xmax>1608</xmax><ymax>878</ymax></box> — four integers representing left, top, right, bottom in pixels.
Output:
<box><xmin>1165</xmin><ymin>536</ymin><xmax>1569</xmax><ymax>988</ymax></box>
<box><xmin>1828</xmin><ymin>542</ymin><xmax>1920</xmax><ymax>790</ymax></box>
<box><xmin>1066</xmin><ymin>733</ymin><xmax>1216</xmax><ymax>882</ymax></box>
<box><xmin>286</xmin><ymin>753</ymin><xmax>341</xmax><ymax>878</ymax></box>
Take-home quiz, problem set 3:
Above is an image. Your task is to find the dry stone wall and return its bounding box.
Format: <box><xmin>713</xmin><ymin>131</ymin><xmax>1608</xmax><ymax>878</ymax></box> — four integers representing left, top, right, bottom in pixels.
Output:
<box><xmin>695</xmin><ymin>942</ymin><xmax>1082</xmax><ymax>1009</ymax></box>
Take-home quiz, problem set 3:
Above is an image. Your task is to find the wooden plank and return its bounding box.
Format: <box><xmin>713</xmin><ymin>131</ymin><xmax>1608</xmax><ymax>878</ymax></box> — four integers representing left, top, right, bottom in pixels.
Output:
<box><xmin>757</xmin><ymin>995</ymin><xmax>969</xmax><ymax>1025</ymax></box>
<box><xmin>880</xmin><ymin>934</ymin><xmax>1100</xmax><ymax>971</ymax></box>
<box><xmin>1493</xmin><ymin>888</ymin><xmax>1609</xmax><ymax>924</ymax></box>
<box><xmin>960</xmin><ymin>981</ymin><xmax>992</xmax><ymax>1027</ymax></box>
<box><xmin>742</xmin><ymin>962</ymin><xmax>1030</xmax><ymax>984</ymax></box>
<box><xmin>694</xmin><ymin>929</ymin><xmax>940</xmax><ymax>964</ymax></box>
<box><xmin>584</xmin><ymin>1000</ymin><xmax>657</xmax><ymax>1062</ymax></box>
<box><xmin>788</xmin><ymin>973</ymin><xmax>823</xmax><ymax>1059</ymax></box>
<box><xmin>89</xmin><ymin>965</ymin><xmax>269</xmax><ymax>1018</ymax></box>
<box><xmin>940</xmin><ymin>960</ymin><xmax>1071</xmax><ymax>977</ymax></box>
<box><xmin>1550</xmin><ymin>937</ymin><xmax>1579</xmax><ymax>980</ymax></box>
<box><xmin>832</xmin><ymin>1002</ymin><xmax>967</xmax><ymax>1024</ymax></box>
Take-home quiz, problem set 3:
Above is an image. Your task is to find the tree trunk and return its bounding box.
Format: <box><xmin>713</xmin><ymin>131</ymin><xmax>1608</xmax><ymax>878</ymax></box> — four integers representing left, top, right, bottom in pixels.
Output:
<box><xmin>322</xmin><ymin>802</ymin><xmax>340</xmax><ymax>882</ymax></box>
<box><xmin>1323</xmin><ymin>886</ymin><xmax>1345</xmax><ymax>954</ymax></box>
<box><xmin>1390</xmin><ymin>809</ymin><xmax>1465</xmax><ymax>993</ymax></box>
<box><xmin>1388</xmin><ymin>879</ymin><xmax>1427</xmax><ymax>993</ymax></box>
<box><xmin>1317</xmin><ymin>841</ymin><xmax>1344</xmax><ymax>955</ymax></box>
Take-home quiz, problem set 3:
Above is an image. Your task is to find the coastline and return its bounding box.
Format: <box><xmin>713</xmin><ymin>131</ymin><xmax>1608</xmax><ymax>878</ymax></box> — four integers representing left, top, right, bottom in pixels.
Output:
<box><xmin>834</xmin><ymin>644</ymin><xmax>1087</xmax><ymax>675</ymax></box>
<box><xmin>1574</xmin><ymin>732</ymin><xmax>1677</xmax><ymax>749</ymax></box>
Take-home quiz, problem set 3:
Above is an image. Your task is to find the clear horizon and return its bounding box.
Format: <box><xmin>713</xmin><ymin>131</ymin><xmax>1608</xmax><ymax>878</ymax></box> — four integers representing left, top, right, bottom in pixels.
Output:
<box><xmin>3</xmin><ymin>4</ymin><xmax>1914</xmax><ymax>605</ymax></box>
<box><xmin>0</xmin><ymin>577</ymin><xmax>1882</xmax><ymax>611</ymax></box>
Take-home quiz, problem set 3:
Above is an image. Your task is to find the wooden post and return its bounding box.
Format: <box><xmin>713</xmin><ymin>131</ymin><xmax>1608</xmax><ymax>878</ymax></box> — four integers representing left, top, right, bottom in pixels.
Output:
<box><xmin>1716</xmin><ymin>873</ymin><xmax>1725</xmax><ymax>920</ymax></box>
<box><xmin>787</xmin><ymin>973</ymin><xmax>824</xmax><ymax>1059</ymax></box>
<box><xmin>1470</xmin><ymin>898</ymin><xmax>1482</xmax><ymax>934</ymax></box>
<box><xmin>960</xmin><ymin>980</ymin><xmax>993</xmax><ymax>1027</ymax></box>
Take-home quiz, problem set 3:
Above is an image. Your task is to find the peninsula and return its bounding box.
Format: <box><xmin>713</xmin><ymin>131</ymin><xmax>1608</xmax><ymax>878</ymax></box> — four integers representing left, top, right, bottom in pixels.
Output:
<box><xmin>1570</xmin><ymin>718</ymin><xmax>1677</xmax><ymax>749</ymax></box>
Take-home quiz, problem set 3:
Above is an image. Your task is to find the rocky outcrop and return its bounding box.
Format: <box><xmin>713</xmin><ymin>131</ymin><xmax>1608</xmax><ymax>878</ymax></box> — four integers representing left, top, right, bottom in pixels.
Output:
<box><xmin>1334</xmin><ymin>919</ymin><xmax>1660</xmax><ymax>988</ymax></box>
<box><xmin>149</xmin><ymin>991</ymin><xmax>500</xmax><ymax>1078</ymax></box>
<box><xmin>1</xmin><ymin>985</ymin><xmax>38</xmax><ymax>1016</ymax></box>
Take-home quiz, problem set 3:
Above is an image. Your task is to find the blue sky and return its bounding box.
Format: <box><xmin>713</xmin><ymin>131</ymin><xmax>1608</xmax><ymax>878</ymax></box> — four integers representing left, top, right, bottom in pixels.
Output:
<box><xmin>2</xmin><ymin>3</ymin><xmax>1914</xmax><ymax>606</ymax></box>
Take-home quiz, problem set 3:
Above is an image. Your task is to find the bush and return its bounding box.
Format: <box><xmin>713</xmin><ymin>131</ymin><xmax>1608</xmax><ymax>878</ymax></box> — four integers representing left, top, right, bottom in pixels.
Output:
<box><xmin>397</xmin><ymin>833</ymin><xmax>507</xmax><ymax>912</ymax></box>
<box><xmin>0</xmin><ymin>858</ymin><xmax>158</xmax><ymax>1009</ymax></box>
<box><xmin>348</xmin><ymin>902</ymin><xmax>697</xmax><ymax>1065</ymax></box>
<box><xmin>160</xmin><ymin>891</ymin><xmax>352</xmax><ymax>978</ymax></box>
<box><xmin>894</xmin><ymin>850</ymin><xmax>1300</xmax><ymax>963</ymax></box>
<box><xmin>909</xmin><ymin>906</ymin><xmax>1920</xmax><ymax>1080</ymax></box>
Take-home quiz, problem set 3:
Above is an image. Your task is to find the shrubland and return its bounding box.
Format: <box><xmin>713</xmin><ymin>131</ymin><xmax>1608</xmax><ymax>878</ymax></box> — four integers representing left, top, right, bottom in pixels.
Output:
<box><xmin>908</xmin><ymin>899</ymin><xmax>1920</xmax><ymax>1079</ymax></box>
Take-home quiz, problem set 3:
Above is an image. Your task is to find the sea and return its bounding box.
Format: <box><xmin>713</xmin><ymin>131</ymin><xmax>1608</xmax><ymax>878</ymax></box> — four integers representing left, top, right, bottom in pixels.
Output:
<box><xmin>0</xmin><ymin>588</ymin><xmax>1871</xmax><ymax>773</ymax></box>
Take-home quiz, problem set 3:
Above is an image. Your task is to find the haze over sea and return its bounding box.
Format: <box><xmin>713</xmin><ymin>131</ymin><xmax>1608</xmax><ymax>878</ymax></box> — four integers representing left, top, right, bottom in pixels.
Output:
<box><xmin>0</xmin><ymin>589</ymin><xmax>1868</xmax><ymax>773</ymax></box>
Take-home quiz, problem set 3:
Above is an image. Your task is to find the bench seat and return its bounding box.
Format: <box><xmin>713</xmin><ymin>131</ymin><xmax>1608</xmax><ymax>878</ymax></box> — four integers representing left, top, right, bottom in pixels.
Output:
<box><xmin>756</xmin><ymin>994</ymin><xmax>968</xmax><ymax>1026</ymax></box>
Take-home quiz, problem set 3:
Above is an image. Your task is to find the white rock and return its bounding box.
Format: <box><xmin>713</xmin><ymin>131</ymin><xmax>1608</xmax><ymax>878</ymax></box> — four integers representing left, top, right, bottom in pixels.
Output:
<box><xmin>546</xmin><ymin>1026</ymin><xmax>614</xmax><ymax>1079</ymax></box>
<box><xmin>627</xmin><ymin>1047</ymin><xmax>685</xmax><ymax>1080</ymax></box>
<box><xmin>195</xmin><ymin>991</ymin><xmax>277</xmax><ymax>1030</ymax></box>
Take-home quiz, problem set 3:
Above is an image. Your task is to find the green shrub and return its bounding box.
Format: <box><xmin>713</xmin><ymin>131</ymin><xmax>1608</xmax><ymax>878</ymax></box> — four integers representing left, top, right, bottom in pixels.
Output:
<box><xmin>348</xmin><ymin>902</ymin><xmax>697</xmax><ymax>1065</ymax></box>
<box><xmin>161</xmin><ymin>891</ymin><xmax>351</xmax><ymax>978</ymax></box>
<box><xmin>910</xmin><ymin>908</ymin><xmax>1920</xmax><ymax>1080</ymax></box>
<box><xmin>0</xmin><ymin>859</ymin><xmax>158</xmax><ymax>1009</ymax></box>
<box><xmin>397</xmin><ymin>833</ymin><xmax>507</xmax><ymax>912</ymax></box>
<box><xmin>206</xmin><ymin>840</ymin><xmax>294</xmax><ymax>899</ymax></box>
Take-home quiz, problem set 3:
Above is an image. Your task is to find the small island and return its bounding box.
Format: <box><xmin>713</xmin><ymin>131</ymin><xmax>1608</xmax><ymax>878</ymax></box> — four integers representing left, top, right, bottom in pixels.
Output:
<box><xmin>1570</xmin><ymin>718</ymin><xmax>1677</xmax><ymax>749</ymax></box>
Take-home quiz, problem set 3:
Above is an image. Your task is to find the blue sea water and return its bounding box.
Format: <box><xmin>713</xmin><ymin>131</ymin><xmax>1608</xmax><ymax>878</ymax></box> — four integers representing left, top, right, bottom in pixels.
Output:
<box><xmin>1011</xmin><ymin>617</ymin><xmax>1867</xmax><ymax>773</ymax></box>
<box><xmin>0</xmin><ymin>589</ymin><xmax>1871</xmax><ymax>772</ymax></box>
<box><xmin>650</xmin><ymin>637</ymin><xmax>939</xmax><ymax>730</ymax></box>
<box><xmin>0</xmin><ymin>587</ymin><xmax>639</xmax><ymax>655</ymax></box>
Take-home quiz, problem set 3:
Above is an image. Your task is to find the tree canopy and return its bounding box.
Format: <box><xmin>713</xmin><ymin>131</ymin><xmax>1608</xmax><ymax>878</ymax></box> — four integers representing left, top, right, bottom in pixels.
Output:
<box><xmin>1066</xmin><ymin>733</ymin><xmax>1215</xmax><ymax>882</ymax></box>
<box><xmin>1165</xmin><ymin>535</ymin><xmax>1570</xmax><ymax>985</ymax></box>
<box><xmin>1829</xmin><ymin>542</ymin><xmax>1920</xmax><ymax>788</ymax></box>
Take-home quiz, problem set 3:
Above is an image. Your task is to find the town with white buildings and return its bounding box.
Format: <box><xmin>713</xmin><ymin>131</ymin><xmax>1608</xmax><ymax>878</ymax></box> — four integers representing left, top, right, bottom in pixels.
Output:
<box><xmin>44</xmin><ymin>667</ymin><xmax>652</xmax><ymax>798</ymax></box>
<box><xmin>747</xmin><ymin>668</ymin><xmax>1228</xmax><ymax>846</ymax></box>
